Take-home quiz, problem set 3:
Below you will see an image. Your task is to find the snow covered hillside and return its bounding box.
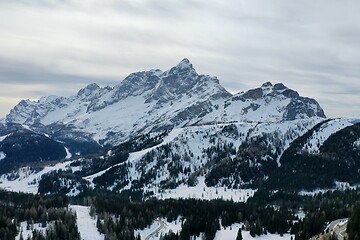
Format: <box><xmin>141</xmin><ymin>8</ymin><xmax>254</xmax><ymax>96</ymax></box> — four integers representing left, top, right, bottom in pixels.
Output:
<box><xmin>82</xmin><ymin>118</ymin><xmax>322</xmax><ymax>197</ymax></box>
<box><xmin>0</xmin><ymin>160</ymin><xmax>78</xmax><ymax>194</ymax></box>
<box><xmin>301</xmin><ymin>118</ymin><xmax>353</xmax><ymax>154</ymax></box>
<box><xmin>2</xmin><ymin>116</ymin><xmax>356</xmax><ymax>197</ymax></box>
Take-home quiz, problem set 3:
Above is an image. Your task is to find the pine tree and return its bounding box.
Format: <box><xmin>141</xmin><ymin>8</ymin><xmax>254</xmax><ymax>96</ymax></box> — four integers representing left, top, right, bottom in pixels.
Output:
<box><xmin>236</xmin><ymin>228</ymin><xmax>243</xmax><ymax>240</ymax></box>
<box><xmin>347</xmin><ymin>205</ymin><xmax>360</xmax><ymax>240</ymax></box>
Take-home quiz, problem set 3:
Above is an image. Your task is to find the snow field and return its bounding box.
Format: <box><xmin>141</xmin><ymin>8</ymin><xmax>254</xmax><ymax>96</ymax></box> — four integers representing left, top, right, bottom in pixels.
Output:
<box><xmin>16</xmin><ymin>221</ymin><xmax>47</xmax><ymax>240</ymax></box>
<box><xmin>70</xmin><ymin>205</ymin><xmax>104</xmax><ymax>240</ymax></box>
<box><xmin>155</xmin><ymin>177</ymin><xmax>256</xmax><ymax>202</ymax></box>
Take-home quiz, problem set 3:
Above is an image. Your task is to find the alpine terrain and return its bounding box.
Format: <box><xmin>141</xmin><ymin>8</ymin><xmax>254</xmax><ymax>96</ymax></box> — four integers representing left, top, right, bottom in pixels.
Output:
<box><xmin>0</xmin><ymin>59</ymin><xmax>359</xmax><ymax>240</ymax></box>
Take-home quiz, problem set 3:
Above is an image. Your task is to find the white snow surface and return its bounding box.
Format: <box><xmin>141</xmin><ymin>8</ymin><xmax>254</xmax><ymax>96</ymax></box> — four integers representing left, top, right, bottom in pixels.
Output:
<box><xmin>299</xmin><ymin>182</ymin><xmax>360</xmax><ymax>196</ymax></box>
<box><xmin>128</xmin><ymin>128</ymin><xmax>183</xmax><ymax>162</ymax></box>
<box><xmin>0</xmin><ymin>161</ymin><xmax>75</xmax><ymax>194</ymax></box>
<box><xmin>214</xmin><ymin>223</ymin><xmax>294</xmax><ymax>240</ymax></box>
<box><xmin>302</xmin><ymin>118</ymin><xmax>352</xmax><ymax>154</ymax></box>
<box><xmin>295</xmin><ymin>211</ymin><xmax>306</xmax><ymax>221</ymax></box>
<box><xmin>16</xmin><ymin>221</ymin><xmax>47</xmax><ymax>240</ymax></box>
<box><xmin>155</xmin><ymin>177</ymin><xmax>255</xmax><ymax>202</ymax></box>
<box><xmin>70</xmin><ymin>205</ymin><xmax>104</xmax><ymax>240</ymax></box>
<box><xmin>354</xmin><ymin>138</ymin><xmax>360</xmax><ymax>148</ymax></box>
<box><xmin>135</xmin><ymin>218</ymin><xmax>182</xmax><ymax>240</ymax></box>
<box><xmin>0</xmin><ymin>133</ymin><xmax>11</xmax><ymax>142</ymax></box>
<box><xmin>65</xmin><ymin>147</ymin><xmax>72</xmax><ymax>159</ymax></box>
<box><xmin>84</xmin><ymin>128</ymin><xmax>183</xmax><ymax>183</ymax></box>
<box><xmin>123</xmin><ymin>119</ymin><xmax>317</xmax><ymax>191</ymax></box>
<box><xmin>0</xmin><ymin>151</ymin><xmax>5</xmax><ymax>161</ymax></box>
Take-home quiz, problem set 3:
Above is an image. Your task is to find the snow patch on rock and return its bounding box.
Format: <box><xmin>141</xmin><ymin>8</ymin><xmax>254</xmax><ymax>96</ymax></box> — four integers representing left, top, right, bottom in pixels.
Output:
<box><xmin>0</xmin><ymin>151</ymin><xmax>5</xmax><ymax>161</ymax></box>
<box><xmin>64</xmin><ymin>147</ymin><xmax>72</xmax><ymax>159</ymax></box>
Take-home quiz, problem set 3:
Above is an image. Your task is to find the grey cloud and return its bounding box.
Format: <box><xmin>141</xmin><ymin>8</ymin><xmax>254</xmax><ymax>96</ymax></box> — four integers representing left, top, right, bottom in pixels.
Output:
<box><xmin>0</xmin><ymin>58</ymin><xmax>118</xmax><ymax>87</ymax></box>
<box><xmin>0</xmin><ymin>0</ymin><xmax>359</xmax><ymax>118</ymax></box>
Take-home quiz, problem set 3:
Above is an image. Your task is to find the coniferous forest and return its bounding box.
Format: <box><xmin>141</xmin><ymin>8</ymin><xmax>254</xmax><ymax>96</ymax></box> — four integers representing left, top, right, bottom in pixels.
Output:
<box><xmin>0</xmin><ymin>188</ymin><xmax>360</xmax><ymax>240</ymax></box>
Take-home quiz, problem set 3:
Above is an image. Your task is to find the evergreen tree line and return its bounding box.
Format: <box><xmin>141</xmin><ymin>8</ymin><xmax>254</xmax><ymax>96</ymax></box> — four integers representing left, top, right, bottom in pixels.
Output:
<box><xmin>0</xmin><ymin>191</ymin><xmax>79</xmax><ymax>240</ymax></box>
<box><xmin>73</xmin><ymin>188</ymin><xmax>360</xmax><ymax>240</ymax></box>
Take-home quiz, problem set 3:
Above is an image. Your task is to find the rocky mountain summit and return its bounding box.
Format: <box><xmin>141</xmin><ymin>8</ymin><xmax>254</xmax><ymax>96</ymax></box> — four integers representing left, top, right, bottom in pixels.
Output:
<box><xmin>3</xmin><ymin>59</ymin><xmax>325</xmax><ymax>147</ymax></box>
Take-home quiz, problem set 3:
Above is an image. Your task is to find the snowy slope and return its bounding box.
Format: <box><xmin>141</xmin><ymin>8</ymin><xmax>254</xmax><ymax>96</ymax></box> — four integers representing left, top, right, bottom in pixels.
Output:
<box><xmin>0</xmin><ymin>134</ymin><xmax>10</xmax><ymax>162</ymax></box>
<box><xmin>83</xmin><ymin>118</ymin><xmax>320</xmax><ymax>198</ymax></box>
<box><xmin>70</xmin><ymin>205</ymin><xmax>104</xmax><ymax>240</ymax></box>
<box><xmin>0</xmin><ymin>160</ymin><xmax>75</xmax><ymax>194</ymax></box>
<box><xmin>208</xmin><ymin>82</ymin><xmax>325</xmax><ymax>124</ymax></box>
<box><xmin>5</xmin><ymin>59</ymin><xmax>231</xmax><ymax>145</ymax></box>
<box><xmin>83</xmin><ymin>128</ymin><xmax>183</xmax><ymax>185</ymax></box>
<box><xmin>0</xmin><ymin>117</ymin><xmax>339</xmax><ymax>197</ymax></box>
<box><xmin>302</xmin><ymin>118</ymin><xmax>353</xmax><ymax>153</ymax></box>
<box><xmin>135</xmin><ymin>218</ymin><xmax>182</xmax><ymax>240</ymax></box>
<box><xmin>155</xmin><ymin>177</ymin><xmax>256</xmax><ymax>202</ymax></box>
<box><xmin>0</xmin><ymin>151</ymin><xmax>5</xmax><ymax>161</ymax></box>
<box><xmin>16</xmin><ymin>221</ymin><xmax>48</xmax><ymax>240</ymax></box>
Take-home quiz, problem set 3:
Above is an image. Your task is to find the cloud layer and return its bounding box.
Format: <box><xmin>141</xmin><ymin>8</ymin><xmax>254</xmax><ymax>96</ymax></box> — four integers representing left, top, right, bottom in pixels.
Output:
<box><xmin>0</xmin><ymin>0</ymin><xmax>359</xmax><ymax>118</ymax></box>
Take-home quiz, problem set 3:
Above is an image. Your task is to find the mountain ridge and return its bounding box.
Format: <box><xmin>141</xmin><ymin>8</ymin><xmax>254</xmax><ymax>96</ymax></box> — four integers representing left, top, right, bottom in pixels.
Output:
<box><xmin>3</xmin><ymin>59</ymin><xmax>325</xmax><ymax>147</ymax></box>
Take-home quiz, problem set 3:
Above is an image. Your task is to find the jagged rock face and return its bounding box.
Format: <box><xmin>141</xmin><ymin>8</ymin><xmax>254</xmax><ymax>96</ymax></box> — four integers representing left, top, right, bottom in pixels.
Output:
<box><xmin>221</xmin><ymin>82</ymin><xmax>325</xmax><ymax>122</ymax></box>
<box><xmin>242</xmin><ymin>88</ymin><xmax>264</xmax><ymax>100</ymax></box>
<box><xmin>5</xmin><ymin>59</ymin><xmax>231</xmax><ymax>145</ymax></box>
<box><xmin>4</xmin><ymin>59</ymin><xmax>325</xmax><ymax>146</ymax></box>
<box><xmin>283</xmin><ymin>97</ymin><xmax>325</xmax><ymax>120</ymax></box>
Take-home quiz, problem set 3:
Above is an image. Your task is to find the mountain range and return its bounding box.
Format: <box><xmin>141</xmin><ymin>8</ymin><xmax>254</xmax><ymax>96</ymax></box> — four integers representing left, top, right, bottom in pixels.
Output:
<box><xmin>0</xmin><ymin>59</ymin><xmax>358</xmax><ymax>198</ymax></box>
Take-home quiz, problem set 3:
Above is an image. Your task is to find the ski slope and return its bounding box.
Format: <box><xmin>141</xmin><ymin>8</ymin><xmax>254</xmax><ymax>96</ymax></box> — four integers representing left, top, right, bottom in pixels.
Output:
<box><xmin>70</xmin><ymin>205</ymin><xmax>104</xmax><ymax>240</ymax></box>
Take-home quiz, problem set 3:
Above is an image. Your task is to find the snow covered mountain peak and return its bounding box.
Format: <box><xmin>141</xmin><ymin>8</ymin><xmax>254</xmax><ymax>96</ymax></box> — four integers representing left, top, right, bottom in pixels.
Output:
<box><xmin>261</xmin><ymin>81</ymin><xmax>273</xmax><ymax>88</ymax></box>
<box><xmin>169</xmin><ymin>58</ymin><xmax>194</xmax><ymax>72</ymax></box>
<box><xmin>77</xmin><ymin>83</ymin><xmax>100</xmax><ymax>98</ymax></box>
<box><xmin>221</xmin><ymin>82</ymin><xmax>325</xmax><ymax>122</ymax></box>
<box><xmin>4</xmin><ymin>60</ymin><xmax>326</xmax><ymax>145</ymax></box>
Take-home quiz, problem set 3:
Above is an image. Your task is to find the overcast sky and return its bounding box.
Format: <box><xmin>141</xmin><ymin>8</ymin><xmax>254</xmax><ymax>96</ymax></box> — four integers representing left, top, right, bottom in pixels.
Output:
<box><xmin>0</xmin><ymin>0</ymin><xmax>359</xmax><ymax>118</ymax></box>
